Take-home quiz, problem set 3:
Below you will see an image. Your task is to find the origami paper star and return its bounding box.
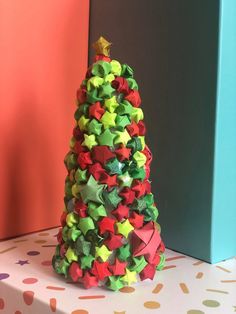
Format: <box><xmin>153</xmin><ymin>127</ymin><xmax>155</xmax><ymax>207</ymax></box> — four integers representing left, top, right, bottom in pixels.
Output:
<box><xmin>116</xmin><ymin>115</ymin><xmax>131</xmax><ymax>130</ymax></box>
<box><xmin>95</xmin><ymin>244</ymin><xmax>112</xmax><ymax>262</ymax></box>
<box><xmin>119</xmin><ymin>187</ymin><xmax>136</xmax><ymax>205</ymax></box>
<box><xmin>104</xmin><ymin>96</ymin><xmax>119</xmax><ymax>113</ymax></box>
<box><xmin>116</xmin><ymin>100</ymin><xmax>133</xmax><ymax>115</ymax></box>
<box><xmin>121</xmin><ymin>63</ymin><xmax>134</xmax><ymax>78</ymax></box>
<box><xmin>130</xmin><ymin>256</ymin><xmax>147</xmax><ymax>273</ymax></box>
<box><xmin>116</xmin><ymin>219</ymin><xmax>134</xmax><ymax>238</ymax></box>
<box><xmin>104</xmin><ymin>233</ymin><xmax>123</xmax><ymax>250</ymax></box>
<box><xmin>98</xmin><ymin>217</ymin><xmax>115</xmax><ymax>234</ymax></box>
<box><xmin>65</xmin><ymin>247</ymin><xmax>78</xmax><ymax>263</ymax></box>
<box><xmin>105</xmin><ymin>158</ymin><xmax>124</xmax><ymax>175</ymax></box>
<box><xmin>126</xmin><ymin>121</ymin><xmax>140</xmax><ymax>136</ymax></box>
<box><xmin>99</xmin><ymin>83</ymin><xmax>115</xmax><ymax>98</ymax></box>
<box><xmin>111</xmin><ymin>76</ymin><xmax>129</xmax><ymax>95</ymax></box>
<box><xmin>129</xmin><ymin>212</ymin><xmax>144</xmax><ymax>229</ymax></box>
<box><xmin>109</xmin><ymin>258</ymin><xmax>127</xmax><ymax>276</ymax></box>
<box><xmin>121</xmin><ymin>268</ymin><xmax>137</xmax><ymax>285</ymax></box>
<box><xmin>118</xmin><ymin>171</ymin><xmax>133</xmax><ymax>187</ymax></box>
<box><xmin>75</xmin><ymin>168</ymin><xmax>87</xmax><ymax>183</ymax></box>
<box><xmin>132</xmin><ymin>180</ymin><xmax>147</xmax><ymax>198</ymax></box>
<box><xmin>87</xmin><ymin>119</ymin><xmax>103</xmax><ymax>135</ymax></box>
<box><xmin>125</xmin><ymin>89</ymin><xmax>141</xmax><ymax>107</ymax></box>
<box><xmin>78</xmin><ymin>115</ymin><xmax>90</xmax><ymax>131</ymax></box>
<box><xmin>87</xmin><ymin>88</ymin><xmax>103</xmax><ymax>103</ymax></box>
<box><xmin>127</xmin><ymin>137</ymin><xmax>142</xmax><ymax>153</ymax></box>
<box><xmin>88</xmin><ymin>203</ymin><xmax>107</xmax><ymax>221</ymax></box>
<box><xmin>99</xmin><ymin>172</ymin><xmax>118</xmax><ymax>187</ymax></box>
<box><xmin>91</xmin><ymin>260</ymin><xmax>111</xmax><ymax>281</ymax></box>
<box><xmin>82</xmin><ymin>271</ymin><xmax>98</xmax><ymax>289</ymax></box>
<box><xmin>127</xmin><ymin>77</ymin><xmax>138</xmax><ymax>90</ymax></box>
<box><xmin>92</xmin><ymin>145</ymin><xmax>115</xmax><ymax>165</ymax></box>
<box><xmin>111</xmin><ymin>204</ymin><xmax>129</xmax><ymax>221</ymax></box>
<box><xmin>139</xmin><ymin>264</ymin><xmax>156</xmax><ymax>281</ymax></box>
<box><xmin>110</xmin><ymin>60</ymin><xmax>122</xmax><ymax>76</ymax></box>
<box><xmin>68</xmin><ymin>227</ymin><xmax>81</xmax><ymax>241</ymax></box>
<box><xmin>66</xmin><ymin>212</ymin><xmax>79</xmax><ymax>228</ymax></box>
<box><xmin>115</xmin><ymin>145</ymin><xmax>131</xmax><ymax>161</ymax></box>
<box><xmin>107</xmin><ymin>276</ymin><xmax>124</xmax><ymax>291</ymax></box>
<box><xmin>77</xmin><ymin>151</ymin><xmax>93</xmax><ymax>170</ymax></box>
<box><xmin>103</xmin><ymin>188</ymin><xmax>123</xmax><ymax>209</ymax></box>
<box><xmin>88</xmin><ymin>162</ymin><xmax>105</xmax><ymax>181</ymax></box>
<box><xmin>87</xmin><ymin>76</ymin><xmax>104</xmax><ymax>90</ymax></box>
<box><xmin>104</xmin><ymin>73</ymin><xmax>115</xmax><ymax>83</ymax></box>
<box><xmin>78</xmin><ymin>217</ymin><xmax>95</xmax><ymax>235</ymax></box>
<box><xmin>79</xmin><ymin>175</ymin><xmax>106</xmax><ymax>204</ymax></box>
<box><xmin>58</xmin><ymin>259</ymin><xmax>70</xmax><ymax>276</ymax></box>
<box><xmin>100</xmin><ymin>111</ymin><xmax>117</xmax><ymax>129</ymax></box>
<box><xmin>114</xmin><ymin>129</ymin><xmax>131</xmax><ymax>146</ymax></box>
<box><xmin>69</xmin><ymin>262</ymin><xmax>83</xmax><ymax>282</ymax></box>
<box><xmin>133</xmin><ymin>151</ymin><xmax>147</xmax><ymax>168</ymax></box>
<box><xmin>82</xmin><ymin>134</ymin><xmax>98</xmax><ymax>150</ymax></box>
<box><xmin>97</xmin><ymin>129</ymin><xmax>116</xmax><ymax>147</ymax></box>
<box><xmin>131</xmin><ymin>221</ymin><xmax>161</xmax><ymax>261</ymax></box>
<box><xmin>80</xmin><ymin>254</ymin><xmax>95</xmax><ymax>269</ymax></box>
<box><xmin>131</xmin><ymin>197</ymin><xmax>147</xmax><ymax>212</ymax></box>
<box><xmin>92</xmin><ymin>36</ymin><xmax>112</xmax><ymax>57</ymax></box>
<box><xmin>74</xmin><ymin>199</ymin><xmax>87</xmax><ymax>218</ymax></box>
<box><xmin>89</xmin><ymin>102</ymin><xmax>105</xmax><ymax>120</ymax></box>
<box><xmin>75</xmin><ymin>235</ymin><xmax>91</xmax><ymax>256</ymax></box>
<box><xmin>117</xmin><ymin>243</ymin><xmax>131</xmax><ymax>261</ymax></box>
<box><xmin>137</xmin><ymin>120</ymin><xmax>146</xmax><ymax>135</ymax></box>
<box><xmin>130</xmin><ymin>107</ymin><xmax>144</xmax><ymax>123</ymax></box>
<box><xmin>92</xmin><ymin>60</ymin><xmax>111</xmax><ymax>78</ymax></box>
<box><xmin>129</xmin><ymin>167</ymin><xmax>146</xmax><ymax>181</ymax></box>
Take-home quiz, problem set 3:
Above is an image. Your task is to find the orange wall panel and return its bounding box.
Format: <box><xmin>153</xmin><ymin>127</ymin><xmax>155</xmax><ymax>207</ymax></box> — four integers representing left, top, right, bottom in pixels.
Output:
<box><xmin>0</xmin><ymin>0</ymin><xmax>90</xmax><ymax>239</ymax></box>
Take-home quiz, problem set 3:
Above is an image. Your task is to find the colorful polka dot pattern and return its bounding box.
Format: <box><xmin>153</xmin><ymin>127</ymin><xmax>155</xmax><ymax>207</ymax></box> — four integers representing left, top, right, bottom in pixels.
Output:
<box><xmin>0</xmin><ymin>227</ymin><xmax>235</xmax><ymax>313</ymax></box>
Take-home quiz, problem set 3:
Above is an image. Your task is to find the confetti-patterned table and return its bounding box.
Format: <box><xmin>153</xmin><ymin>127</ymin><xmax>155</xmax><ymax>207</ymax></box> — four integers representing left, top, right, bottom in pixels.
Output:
<box><xmin>0</xmin><ymin>227</ymin><xmax>235</xmax><ymax>314</ymax></box>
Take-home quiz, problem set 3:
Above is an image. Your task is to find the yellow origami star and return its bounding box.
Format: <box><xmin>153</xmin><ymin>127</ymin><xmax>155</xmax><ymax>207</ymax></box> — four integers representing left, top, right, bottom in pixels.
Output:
<box><xmin>131</xmin><ymin>108</ymin><xmax>144</xmax><ymax>123</ymax></box>
<box><xmin>116</xmin><ymin>219</ymin><xmax>134</xmax><ymax>238</ymax></box>
<box><xmin>87</xmin><ymin>76</ymin><xmax>104</xmax><ymax>91</ymax></box>
<box><xmin>66</xmin><ymin>212</ymin><xmax>79</xmax><ymax>227</ymax></box>
<box><xmin>92</xmin><ymin>36</ymin><xmax>112</xmax><ymax>57</ymax></box>
<box><xmin>121</xmin><ymin>268</ymin><xmax>137</xmax><ymax>285</ymax></box>
<box><xmin>82</xmin><ymin>134</ymin><xmax>98</xmax><ymax>150</ymax></box>
<box><xmin>78</xmin><ymin>115</ymin><xmax>90</xmax><ymax>131</ymax></box>
<box><xmin>133</xmin><ymin>151</ymin><xmax>147</xmax><ymax>168</ymax></box>
<box><xmin>65</xmin><ymin>247</ymin><xmax>78</xmax><ymax>263</ymax></box>
<box><xmin>95</xmin><ymin>245</ymin><xmax>112</xmax><ymax>262</ymax></box>
<box><xmin>104</xmin><ymin>96</ymin><xmax>119</xmax><ymax>113</ymax></box>
<box><xmin>114</xmin><ymin>129</ymin><xmax>131</xmax><ymax>146</ymax></box>
<box><xmin>104</xmin><ymin>73</ymin><xmax>115</xmax><ymax>83</ymax></box>
<box><xmin>138</xmin><ymin>136</ymin><xmax>146</xmax><ymax>150</ymax></box>
<box><xmin>110</xmin><ymin>60</ymin><xmax>122</xmax><ymax>76</ymax></box>
<box><xmin>100</xmin><ymin>111</ymin><xmax>117</xmax><ymax>129</ymax></box>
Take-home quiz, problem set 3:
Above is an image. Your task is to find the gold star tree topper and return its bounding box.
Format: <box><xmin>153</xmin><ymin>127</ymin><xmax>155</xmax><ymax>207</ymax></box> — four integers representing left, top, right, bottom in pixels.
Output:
<box><xmin>92</xmin><ymin>36</ymin><xmax>112</xmax><ymax>57</ymax></box>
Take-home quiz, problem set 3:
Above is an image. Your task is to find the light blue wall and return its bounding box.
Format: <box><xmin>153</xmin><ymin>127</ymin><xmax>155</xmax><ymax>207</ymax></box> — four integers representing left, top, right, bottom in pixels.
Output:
<box><xmin>212</xmin><ymin>0</ymin><xmax>236</xmax><ymax>263</ymax></box>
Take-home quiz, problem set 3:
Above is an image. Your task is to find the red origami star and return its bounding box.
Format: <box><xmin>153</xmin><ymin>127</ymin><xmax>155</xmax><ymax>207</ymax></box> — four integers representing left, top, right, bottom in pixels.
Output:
<box><xmin>89</xmin><ymin>102</ymin><xmax>105</xmax><ymax>120</ymax></box>
<box><xmin>92</xmin><ymin>146</ymin><xmax>115</xmax><ymax>165</ymax></box>
<box><xmin>69</xmin><ymin>262</ymin><xmax>83</xmax><ymax>282</ymax></box>
<box><xmin>104</xmin><ymin>233</ymin><xmax>123</xmax><ymax>250</ymax></box>
<box><xmin>137</xmin><ymin>120</ymin><xmax>146</xmax><ymax>135</ymax></box>
<box><xmin>99</xmin><ymin>172</ymin><xmax>117</xmax><ymax>187</ymax></box>
<box><xmin>131</xmin><ymin>180</ymin><xmax>147</xmax><ymax>198</ymax></box>
<box><xmin>74</xmin><ymin>199</ymin><xmax>87</xmax><ymax>217</ymax></box>
<box><xmin>126</xmin><ymin>121</ymin><xmax>140</xmax><ymax>136</ymax></box>
<box><xmin>82</xmin><ymin>271</ymin><xmax>98</xmax><ymax>289</ymax></box>
<box><xmin>111</xmin><ymin>77</ymin><xmax>129</xmax><ymax>95</ymax></box>
<box><xmin>139</xmin><ymin>263</ymin><xmax>156</xmax><ymax>281</ymax></box>
<box><xmin>115</xmin><ymin>145</ymin><xmax>131</xmax><ymax>162</ymax></box>
<box><xmin>111</xmin><ymin>204</ymin><xmax>130</xmax><ymax>221</ymax></box>
<box><xmin>77</xmin><ymin>152</ymin><xmax>93</xmax><ymax>169</ymax></box>
<box><xmin>91</xmin><ymin>260</ymin><xmax>111</xmax><ymax>281</ymax></box>
<box><xmin>88</xmin><ymin>162</ymin><xmax>105</xmax><ymax>181</ymax></box>
<box><xmin>109</xmin><ymin>258</ymin><xmax>127</xmax><ymax>276</ymax></box>
<box><xmin>124</xmin><ymin>89</ymin><xmax>141</xmax><ymax>107</ymax></box>
<box><xmin>119</xmin><ymin>187</ymin><xmax>135</xmax><ymax>205</ymax></box>
<box><xmin>129</xmin><ymin>212</ymin><xmax>144</xmax><ymax>229</ymax></box>
<box><xmin>98</xmin><ymin>217</ymin><xmax>116</xmax><ymax>234</ymax></box>
<box><xmin>131</xmin><ymin>221</ymin><xmax>161</xmax><ymax>261</ymax></box>
<box><xmin>77</xmin><ymin>87</ymin><xmax>87</xmax><ymax>104</ymax></box>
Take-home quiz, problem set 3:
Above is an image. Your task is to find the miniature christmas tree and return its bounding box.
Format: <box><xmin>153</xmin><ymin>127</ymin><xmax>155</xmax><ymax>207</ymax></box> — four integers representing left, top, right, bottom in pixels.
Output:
<box><xmin>52</xmin><ymin>36</ymin><xmax>165</xmax><ymax>290</ymax></box>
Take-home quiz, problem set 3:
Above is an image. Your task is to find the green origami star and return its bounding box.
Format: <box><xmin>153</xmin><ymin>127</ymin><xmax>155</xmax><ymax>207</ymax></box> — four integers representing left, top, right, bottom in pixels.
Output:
<box><xmin>78</xmin><ymin>217</ymin><xmax>95</xmax><ymax>235</ymax></box>
<box><xmin>75</xmin><ymin>235</ymin><xmax>91</xmax><ymax>256</ymax></box>
<box><xmin>118</xmin><ymin>171</ymin><xmax>133</xmax><ymax>187</ymax></box>
<box><xmin>117</xmin><ymin>243</ymin><xmax>131</xmax><ymax>261</ymax></box>
<box><xmin>107</xmin><ymin>276</ymin><xmax>124</xmax><ymax>291</ymax></box>
<box><xmin>103</xmin><ymin>188</ymin><xmax>122</xmax><ymax>209</ymax></box>
<box><xmin>98</xmin><ymin>83</ymin><xmax>115</xmax><ymax>98</ymax></box>
<box><xmin>80</xmin><ymin>254</ymin><xmax>95</xmax><ymax>269</ymax></box>
<box><xmin>116</xmin><ymin>115</ymin><xmax>131</xmax><ymax>130</ymax></box>
<box><xmin>88</xmin><ymin>202</ymin><xmax>107</xmax><ymax>221</ymax></box>
<box><xmin>79</xmin><ymin>175</ymin><xmax>106</xmax><ymax>204</ymax></box>
<box><xmin>104</xmin><ymin>96</ymin><xmax>119</xmax><ymax>113</ymax></box>
<box><xmin>116</xmin><ymin>100</ymin><xmax>133</xmax><ymax>115</ymax></box>
<box><xmin>87</xmin><ymin>119</ymin><xmax>103</xmax><ymax>135</ymax></box>
<box><xmin>75</xmin><ymin>168</ymin><xmax>87</xmax><ymax>183</ymax></box>
<box><xmin>97</xmin><ymin>128</ymin><xmax>116</xmax><ymax>147</ymax></box>
<box><xmin>130</xmin><ymin>256</ymin><xmax>148</xmax><ymax>273</ymax></box>
<box><xmin>105</xmin><ymin>158</ymin><xmax>124</xmax><ymax>175</ymax></box>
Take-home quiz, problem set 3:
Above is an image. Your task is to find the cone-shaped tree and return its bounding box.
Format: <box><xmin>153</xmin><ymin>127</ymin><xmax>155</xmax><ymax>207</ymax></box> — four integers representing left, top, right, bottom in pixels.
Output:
<box><xmin>52</xmin><ymin>36</ymin><xmax>165</xmax><ymax>290</ymax></box>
